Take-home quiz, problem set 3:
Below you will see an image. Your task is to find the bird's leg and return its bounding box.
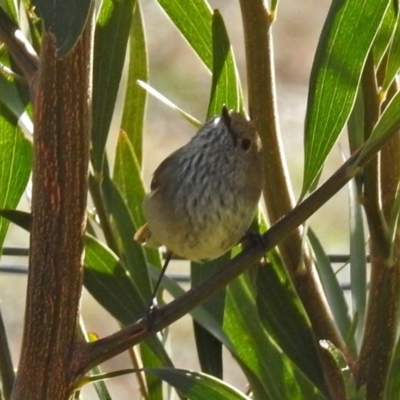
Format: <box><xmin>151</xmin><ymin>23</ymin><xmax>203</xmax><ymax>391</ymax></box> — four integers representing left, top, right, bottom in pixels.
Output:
<box><xmin>148</xmin><ymin>250</ymin><xmax>173</xmax><ymax>312</ymax></box>
<box><xmin>240</xmin><ymin>230</ymin><xmax>265</xmax><ymax>250</ymax></box>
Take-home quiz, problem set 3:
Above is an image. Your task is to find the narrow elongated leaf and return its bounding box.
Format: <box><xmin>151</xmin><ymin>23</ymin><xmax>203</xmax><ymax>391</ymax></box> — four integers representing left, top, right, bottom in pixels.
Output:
<box><xmin>136</xmin><ymin>80</ymin><xmax>201</xmax><ymax>127</ymax></box>
<box><xmin>0</xmin><ymin>107</ymin><xmax>31</xmax><ymax>250</ymax></box>
<box><xmin>84</xmin><ymin>234</ymin><xmax>175</xmax><ymax>372</ymax></box>
<box><xmin>84</xmin><ymin>234</ymin><xmax>146</xmax><ymax>323</ymax></box>
<box><xmin>373</xmin><ymin>3</ymin><xmax>397</xmax><ymax>66</ymax></box>
<box><xmin>120</xmin><ymin>2</ymin><xmax>147</xmax><ymax>163</ymax></box>
<box><xmin>303</xmin><ymin>0</ymin><xmax>389</xmax><ymax>194</ymax></box>
<box><xmin>382</xmin><ymin>12</ymin><xmax>400</xmax><ymax>91</ymax></box>
<box><xmin>308</xmin><ymin>229</ymin><xmax>353</xmax><ymax>347</ymax></box>
<box><xmin>113</xmin><ymin>131</ymin><xmax>145</xmax><ymax>226</ymax></box>
<box><xmin>101</xmin><ymin>175</ymin><xmax>152</xmax><ymax>299</ymax></box>
<box><xmin>113</xmin><ymin>130</ymin><xmax>161</xmax><ymax>269</ymax></box>
<box><xmin>31</xmin><ymin>0</ymin><xmax>93</xmax><ymax>57</ymax></box>
<box><xmin>224</xmin><ymin>275</ymin><xmax>325</xmax><ymax>399</ymax></box>
<box><xmin>348</xmin><ymin>176</ymin><xmax>367</xmax><ymax>349</ymax></box>
<box><xmin>206</xmin><ymin>10</ymin><xmax>243</xmax><ymax>117</ymax></box>
<box><xmin>91</xmin><ymin>0</ymin><xmax>136</xmax><ymax>172</ymax></box>
<box><xmin>156</xmin><ymin>0</ymin><xmax>212</xmax><ymax>69</ymax></box>
<box><xmin>256</xmin><ymin>260</ymin><xmax>328</xmax><ymax>394</ymax></box>
<box><xmin>0</xmin><ymin>209</ymin><xmax>30</xmax><ymax>231</ymax></box>
<box><xmin>191</xmin><ymin>257</ymin><xmax>228</xmax><ymax>379</ymax></box>
<box><xmin>146</xmin><ymin>368</ymin><xmax>250</xmax><ymax>399</ymax></box>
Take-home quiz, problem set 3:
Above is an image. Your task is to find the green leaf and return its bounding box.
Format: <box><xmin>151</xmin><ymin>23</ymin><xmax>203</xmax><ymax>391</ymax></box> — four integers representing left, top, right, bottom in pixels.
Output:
<box><xmin>256</xmin><ymin>260</ymin><xmax>328</xmax><ymax>394</ymax></box>
<box><xmin>120</xmin><ymin>1</ymin><xmax>147</xmax><ymax>164</ymax></box>
<box><xmin>0</xmin><ymin>106</ymin><xmax>32</xmax><ymax>250</ymax></box>
<box><xmin>136</xmin><ymin>81</ymin><xmax>201</xmax><ymax>127</ymax></box>
<box><xmin>84</xmin><ymin>234</ymin><xmax>175</xmax><ymax>373</ymax></box>
<box><xmin>191</xmin><ymin>256</ymin><xmax>228</xmax><ymax>379</ymax></box>
<box><xmin>101</xmin><ymin>175</ymin><xmax>152</xmax><ymax>300</ymax></box>
<box><xmin>156</xmin><ymin>0</ymin><xmax>212</xmax><ymax>69</ymax></box>
<box><xmin>382</xmin><ymin>11</ymin><xmax>400</xmax><ymax>91</ymax></box>
<box><xmin>146</xmin><ymin>368</ymin><xmax>251</xmax><ymax>399</ymax></box>
<box><xmin>91</xmin><ymin>0</ymin><xmax>136</xmax><ymax>172</ymax></box>
<box><xmin>348</xmin><ymin>176</ymin><xmax>367</xmax><ymax>350</ymax></box>
<box><xmin>358</xmin><ymin>89</ymin><xmax>400</xmax><ymax>163</ymax></box>
<box><xmin>0</xmin><ymin>209</ymin><xmax>31</xmax><ymax>232</ymax></box>
<box><xmin>84</xmin><ymin>234</ymin><xmax>146</xmax><ymax>323</ymax></box>
<box><xmin>308</xmin><ymin>229</ymin><xmax>353</xmax><ymax>348</ymax></box>
<box><xmin>373</xmin><ymin>3</ymin><xmax>397</xmax><ymax>66</ymax></box>
<box><xmin>113</xmin><ymin>130</ymin><xmax>161</xmax><ymax>269</ymax></box>
<box><xmin>206</xmin><ymin>10</ymin><xmax>243</xmax><ymax>118</ymax></box>
<box><xmin>31</xmin><ymin>0</ymin><xmax>93</xmax><ymax>57</ymax></box>
<box><xmin>302</xmin><ymin>0</ymin><xmax>390</xmax><ymax>194</ymax></box>
<box><xmin>224</xmin><ymin>275</ymin><xmax>325</xmax><ymax>399</ymax></box>
<box><xmin>0</xmin><ymin>50</ymin><xmax>32</xmax><ymax>123</ymax></box>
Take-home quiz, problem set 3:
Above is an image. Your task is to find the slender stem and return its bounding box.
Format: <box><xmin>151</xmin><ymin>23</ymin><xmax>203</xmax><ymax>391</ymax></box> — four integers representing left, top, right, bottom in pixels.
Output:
<box><xmin>238</xmin><ymin>0</ymin><xmax>348</xmax><ymax>369</ymax></box>
<box><xmin>73</xmin><ymin>121</ymin><xmax>398</xmax><ymax>378</ymax></box>
<box><xmin>10</xmin><ymin>12</ymin><xmax>93</xmax><ymax>400</ymax></box>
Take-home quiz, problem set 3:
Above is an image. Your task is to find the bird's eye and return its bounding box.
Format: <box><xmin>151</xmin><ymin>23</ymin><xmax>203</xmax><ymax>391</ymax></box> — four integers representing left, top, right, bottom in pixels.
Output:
<box><xmin>241</xmin><ymin>138</ymin><xmax>251</xmax><ymax>151</ymax></box>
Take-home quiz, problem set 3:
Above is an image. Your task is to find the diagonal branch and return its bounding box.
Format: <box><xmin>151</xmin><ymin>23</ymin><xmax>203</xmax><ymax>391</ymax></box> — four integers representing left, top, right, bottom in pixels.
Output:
<box><xmin>73</xmin><ymin>119</ymin><xmax>399</xmax><ymax>380</ymax></box>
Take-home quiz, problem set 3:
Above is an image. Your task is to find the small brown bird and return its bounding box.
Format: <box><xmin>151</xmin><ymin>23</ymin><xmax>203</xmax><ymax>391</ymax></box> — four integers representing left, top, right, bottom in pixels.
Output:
<box><xmin>135</xmin><ymin>106</ymin><xmax>263</xmax><ymax>298</ymax></box>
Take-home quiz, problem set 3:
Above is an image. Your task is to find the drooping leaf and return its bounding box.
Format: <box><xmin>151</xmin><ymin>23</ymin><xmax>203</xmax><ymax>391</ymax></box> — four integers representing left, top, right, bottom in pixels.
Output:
<box><xmin>302</xmin><ymin>0</ymin><xmax>390</xmax><ymax>194</ymax></box>
<box><xmin>146</xmin><ymin>368</ymin><xmax>251</xmax><ymax>400</ymax></box>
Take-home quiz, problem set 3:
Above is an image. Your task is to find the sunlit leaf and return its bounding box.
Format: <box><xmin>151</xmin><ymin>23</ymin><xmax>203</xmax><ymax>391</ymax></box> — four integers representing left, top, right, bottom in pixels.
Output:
<box><xmin>120</xmin><ymin>2</ymin><xmax>147</xmax><ymax>164</ymax></box>
<box><xmin>302</xmin><ymin>0</ymin><xmax>389</xmax><ymax>194</ymax></box>
<box><xmin>91</xmin><ymin>0</ymin><xmax>136</xmax><ymax>172</ymax></box>
<box><xmin>156</xmin><ymin>0</ymin><xmax>212</xmax><ymax>69</ymax></box>
<box><xmin>0</xmin><ymin>107</ymin><xmax>31</xmax><ymax>250</ymax></box>
<box><xmin>206</xmin><ymin>10</ymin><xmax>243</xmax><ymax>117</ymax></box>
<box><xmin>146</xmin><ymin>368</ymin><xmax>251</xmax><ymax>399</ymax></box>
